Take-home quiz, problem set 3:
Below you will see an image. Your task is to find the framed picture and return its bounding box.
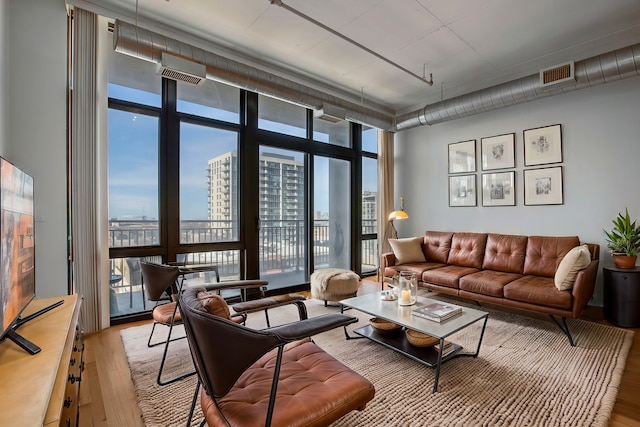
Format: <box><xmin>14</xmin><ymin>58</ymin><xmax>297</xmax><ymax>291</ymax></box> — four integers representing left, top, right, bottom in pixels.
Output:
<box><xmin>482</xmin><ymin>171</ymin><xmax>515</xmax><ymax>206</ymax></box>
<box><xmin>523</xmin><ymin>124</ymin><xmax>562</xmax><ymax>166</ymax></box>
<box><xmin>481</xmin><ymin>133</ymin><xmax>515</xmax><ymax>170</ymax></box>
<box><xmin>524</xmin><ymin>166</ymin><xmax>563</xmax><ymax>205</ymax></box>
<box><xmin>448</xmin><ymin>140</ymin><xmax>476</xmax><ymax>173</ymax></box>
<box><xmin>449</xmin><ymin>174</ymin><xmax>476</xmax><ymax>207</ymax></box>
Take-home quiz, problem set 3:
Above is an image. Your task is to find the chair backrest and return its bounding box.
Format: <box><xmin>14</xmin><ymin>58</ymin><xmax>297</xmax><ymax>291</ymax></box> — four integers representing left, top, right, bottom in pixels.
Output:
<box><xmin>179</xmin><ymin>287</ymin><xmax>283</xmax><ymax>398</ymax></box>
<box><xmin>140</xmin><ymin>261</ymin><xmax>180</xmax><ymax>302</ymax></box>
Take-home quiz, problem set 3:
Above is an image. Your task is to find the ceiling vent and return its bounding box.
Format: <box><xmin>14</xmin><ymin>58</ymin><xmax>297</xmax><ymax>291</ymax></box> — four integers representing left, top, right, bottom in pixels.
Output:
<box><xmin>157</xmin><ymin>52</ymin><xmax>206</xmax><ymax>85</ymax></box>
<box><xmin>540</xmin><ymin>61</ymin><xmax>575</xmax><ymax>88</ymax></box>
<box><xmin>314</xmin><ymin>104</ymin><xmax>346</xmax><ymax>123</ymax></box>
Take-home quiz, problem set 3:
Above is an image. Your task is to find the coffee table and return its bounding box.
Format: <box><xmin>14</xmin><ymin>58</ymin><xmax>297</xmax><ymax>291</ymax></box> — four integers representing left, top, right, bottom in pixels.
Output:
<box><xmin>340</xmin><ymin>292</ymin><xmax>488</xmax><ymax>392</ymax></box>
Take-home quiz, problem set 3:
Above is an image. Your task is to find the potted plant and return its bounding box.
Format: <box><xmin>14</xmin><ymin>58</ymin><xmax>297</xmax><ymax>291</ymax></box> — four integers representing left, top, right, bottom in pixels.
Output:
<box><xmin>604</xmin><ymin>208</ymin><xmax>640</xmax><ymax>268</ymax></box>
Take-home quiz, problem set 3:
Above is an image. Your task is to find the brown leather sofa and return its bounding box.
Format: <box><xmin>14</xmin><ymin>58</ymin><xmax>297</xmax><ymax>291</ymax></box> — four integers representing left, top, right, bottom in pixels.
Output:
<box><xmin>382</xmin><ymin>231</ymin><xmax>600</xmax><ymax>345</ymax></box>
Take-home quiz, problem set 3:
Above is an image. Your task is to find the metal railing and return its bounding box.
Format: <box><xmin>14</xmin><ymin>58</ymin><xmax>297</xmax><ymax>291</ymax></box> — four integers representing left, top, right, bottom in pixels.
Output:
<box><xmin>109</xmin><ymin>218</ymin><xmax>378</xmax><ymax>272</ymax></box>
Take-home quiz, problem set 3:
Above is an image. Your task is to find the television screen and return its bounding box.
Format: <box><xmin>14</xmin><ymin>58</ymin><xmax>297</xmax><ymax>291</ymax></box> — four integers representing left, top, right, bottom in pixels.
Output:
<box><xmin>0</xmin><ymin>156</ymin><xmax>35</xmax><ymax>340</ymax></box>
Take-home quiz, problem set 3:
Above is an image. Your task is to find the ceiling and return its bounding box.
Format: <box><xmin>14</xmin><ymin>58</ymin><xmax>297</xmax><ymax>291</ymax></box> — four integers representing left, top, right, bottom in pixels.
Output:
<box><xmin>78</xmin><ymin>0</ymin><xmax>640</xmax><ymax>115</ymax></box>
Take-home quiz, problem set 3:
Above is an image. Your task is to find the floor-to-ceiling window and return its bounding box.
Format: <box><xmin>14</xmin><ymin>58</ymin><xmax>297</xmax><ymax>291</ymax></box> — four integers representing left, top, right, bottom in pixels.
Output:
<box><xmin>313</xmin><ymin>156</ymin><xmax>351</xmax><ymax>270</ymax></box>
<box><xmin>107</xmin><ymin>48</ymin><xmax>378</xmax><ymax>320</ymax></box>
<box><xmin>257</xmin><ymin>147</ymin><xmax>307</xmax><ymax>287</ymax></box>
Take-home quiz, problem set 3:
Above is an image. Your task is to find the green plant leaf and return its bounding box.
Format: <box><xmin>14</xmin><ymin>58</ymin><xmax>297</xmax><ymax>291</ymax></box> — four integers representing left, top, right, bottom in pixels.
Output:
<box><xmin>604</xmin><ymin>208</ymin><xmax>640</xmax><ymax>256</ymax></box>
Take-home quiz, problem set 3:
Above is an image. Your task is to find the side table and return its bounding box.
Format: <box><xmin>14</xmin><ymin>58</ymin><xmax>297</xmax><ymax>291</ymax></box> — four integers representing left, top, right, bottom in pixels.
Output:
<box><xmin>603</xmin><ymin>266</ymin><xmax>640</xmax><ymax>328</ymax></box>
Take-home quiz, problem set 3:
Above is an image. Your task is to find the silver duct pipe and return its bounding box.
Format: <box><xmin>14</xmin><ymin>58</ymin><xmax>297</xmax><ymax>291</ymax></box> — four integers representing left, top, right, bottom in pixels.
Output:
<box><xmin>113</xmin><ymin>20</ymin><xmax>394</xmax><ymax>131</ymax></box>
<box><xmin>395</xmin><ymin>43</ymin><xmax>640</xmax><ymax>131</ymax></box>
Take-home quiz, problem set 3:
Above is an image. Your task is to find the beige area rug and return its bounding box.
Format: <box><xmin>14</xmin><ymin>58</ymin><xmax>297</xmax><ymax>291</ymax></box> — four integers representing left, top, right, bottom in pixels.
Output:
<box><xmin>121</xmin><ymin>294</ymin><xmax>633</xmax><ymax>427</ymax></box>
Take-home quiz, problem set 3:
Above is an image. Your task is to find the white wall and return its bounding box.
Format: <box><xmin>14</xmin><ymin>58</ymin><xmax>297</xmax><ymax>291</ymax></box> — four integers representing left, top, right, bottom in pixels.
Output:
<box><xmin>0</xmin><ymin>0</ymin><xmax>6</xmax><ymax>156</ymax></box>
<box><xmin>6</xmin><ymin>0</ymin><xmax>68</xmax><ymax>297</ymax></box>
<box><xmin>394</xmin><ymin>77</ymin><xmax>640</xmax><ymax>306</ymax></box>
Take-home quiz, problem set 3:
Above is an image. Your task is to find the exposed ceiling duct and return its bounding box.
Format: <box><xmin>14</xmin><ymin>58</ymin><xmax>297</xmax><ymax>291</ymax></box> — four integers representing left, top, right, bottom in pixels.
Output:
<box><xmin>113</xmin><ymin>18</ymin><xmax>640</xmax><ymax>134</ymax></box>
<box><xmin>395</xmin><ymin>43</ymin><xmax>640</xmax><ymax>131</ymax></box>
<box><xmin>112</xmin><ymin>20</ymin><xmax>394</xmax><ymax>131</ymax></box>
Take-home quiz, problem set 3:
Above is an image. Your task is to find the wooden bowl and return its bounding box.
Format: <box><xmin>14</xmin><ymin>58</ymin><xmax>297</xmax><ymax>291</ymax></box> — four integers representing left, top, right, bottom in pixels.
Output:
<box><xmin>369</xmin><ymin>317</ymin><xmax>402</xmax><ymax>334</ymax></box>
<box><xmin>405</xmin><ymin>329</ymin><xmax>439</xmax><ymax>347</ymax></box>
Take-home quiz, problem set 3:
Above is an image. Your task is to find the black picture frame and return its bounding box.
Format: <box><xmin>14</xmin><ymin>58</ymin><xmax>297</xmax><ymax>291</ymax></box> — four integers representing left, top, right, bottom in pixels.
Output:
<box><xmin>448</xmin><ymin>140</ymin><xmax>476</xmax><ymax>173</ymax></box>
<box><xmin>449</xmin><ymin>175</ymin><xmax>477</xmax><ymax>207</ymax></box>
<box><xmin>481</xmin><ymin>133</ymin><xmax>515</xmax><ymax>170</ymax></box>
<box><xmin>523</xmin><ymin>166</ymin><xmax>563</xmax><ymax>205</ymax></box>
<box><xmin>482</xmin><ymin>171</ymin><xmax>515</xmax><ymax>206</ymax></box>
<box><xmin>523</xmin><ymin>124</ymin><xmax>562</xmax><ymax>166</ymax></box>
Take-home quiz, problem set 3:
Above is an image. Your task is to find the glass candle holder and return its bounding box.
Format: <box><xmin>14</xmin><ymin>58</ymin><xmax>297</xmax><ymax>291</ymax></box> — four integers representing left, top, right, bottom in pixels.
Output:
<box><xmin>398</xmin><ymin>271</ymin><xmax>417</xmax><ymax>306</ymax></box>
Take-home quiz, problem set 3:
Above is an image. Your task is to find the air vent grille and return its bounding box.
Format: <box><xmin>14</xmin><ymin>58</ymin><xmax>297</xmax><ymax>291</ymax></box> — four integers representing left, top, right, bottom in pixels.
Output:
<box><xmin>540</xmin><ymin>62</ymin><xmax>575</xmax><ymax>87</ymax></box>
<box><xmin>156</xmin><ymin>52</ymin><xmax>206</xmax><ymax>85</ymax></box>
<box><xmin>159</xmin><ymin>68</ymin><xmax>204</xmax><ymax>85</ymax></box>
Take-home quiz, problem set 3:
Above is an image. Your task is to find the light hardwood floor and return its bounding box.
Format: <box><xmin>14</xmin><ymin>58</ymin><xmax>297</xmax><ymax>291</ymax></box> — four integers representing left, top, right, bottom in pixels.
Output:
<box><xmin>78</xmin><ymin>279</ymin><xmax>640</xmax><ymax>427</ymax></box>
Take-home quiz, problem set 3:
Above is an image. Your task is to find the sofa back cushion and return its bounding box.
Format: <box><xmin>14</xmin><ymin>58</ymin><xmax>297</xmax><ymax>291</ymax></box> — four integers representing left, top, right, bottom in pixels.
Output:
<box><xmin>423</xmin><ymin>231</ymin><xmax>454</xmax><ymax>263</ymax></box>
<box><xmin>447</xmin><ymin>232</ymin><xmax>488</xmax><ymax>269</ymax></box>
<box><xmin>389</xmin><ymin>237</ymin><xmax>426</xmax><ymax>264</ymax></box>
<box><xmin>554</xmin><ymin>244</ymin><xmax>592</xmax><ymax>290</ymax></box>
<box><xmin>482</xmin><ymin>233</ymin><xmax>528</xmax><ymax>273</ymax></box>
<box><xmin>523</xmin><ymin>236</ymin><xmax>580</xmax><ymax>277</ymax></box>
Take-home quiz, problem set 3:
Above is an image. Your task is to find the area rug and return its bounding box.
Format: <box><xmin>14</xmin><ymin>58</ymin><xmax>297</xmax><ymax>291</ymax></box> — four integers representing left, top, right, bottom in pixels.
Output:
<box><xmin>121</xmin><ymin>294</ymin><xmax>633</xmax><ymax>427</ymax></box>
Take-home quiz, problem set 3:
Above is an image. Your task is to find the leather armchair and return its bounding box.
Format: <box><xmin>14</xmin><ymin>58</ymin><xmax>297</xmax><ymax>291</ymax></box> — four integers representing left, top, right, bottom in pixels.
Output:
<box><xmin>179</xmin><ymin>287</ymin><xmax>375</xmax><ymax>427</ymax></box>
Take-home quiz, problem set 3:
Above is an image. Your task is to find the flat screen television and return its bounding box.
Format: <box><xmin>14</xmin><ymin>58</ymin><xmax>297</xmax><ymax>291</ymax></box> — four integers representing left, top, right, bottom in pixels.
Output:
<box><xmin>0</xmin><ymin>156</ymin><xmax>62</xmax><ymax>355</ymax></box>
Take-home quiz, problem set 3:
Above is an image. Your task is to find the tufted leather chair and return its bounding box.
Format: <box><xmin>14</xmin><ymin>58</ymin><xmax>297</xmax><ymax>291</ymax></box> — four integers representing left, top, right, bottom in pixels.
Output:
<box><xmin>179</xmin><ymin>287</ymin><xmax>376</xmax><ymax>427</ymax></box>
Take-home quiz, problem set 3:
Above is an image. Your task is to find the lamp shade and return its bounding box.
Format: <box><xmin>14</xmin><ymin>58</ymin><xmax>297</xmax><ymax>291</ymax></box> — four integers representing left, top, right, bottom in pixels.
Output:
<box><xmin>388</xmin><ymin>210</ymin><xmax>409</xmax><ymax>221</ymax></box>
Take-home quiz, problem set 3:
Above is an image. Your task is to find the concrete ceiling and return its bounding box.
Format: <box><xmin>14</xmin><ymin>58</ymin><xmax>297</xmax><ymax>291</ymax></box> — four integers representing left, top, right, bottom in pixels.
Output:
<box><xmin>77</xmin><ymin>0</ymin><xmax>640</xmax><ymax>115</ymax></box>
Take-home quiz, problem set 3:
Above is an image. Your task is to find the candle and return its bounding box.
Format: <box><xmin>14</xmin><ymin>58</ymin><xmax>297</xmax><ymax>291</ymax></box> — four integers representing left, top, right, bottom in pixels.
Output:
<box><xmin>400</xmin><ymin>289</ymin><xmax>411</xmax><ymax>304</ymax></box>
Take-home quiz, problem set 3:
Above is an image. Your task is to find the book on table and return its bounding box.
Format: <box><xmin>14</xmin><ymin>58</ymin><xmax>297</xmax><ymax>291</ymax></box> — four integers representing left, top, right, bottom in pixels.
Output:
<box><xmin>411</xmin><ymin>302</ymin><xmax>462</xmax><ymax>322</ymax></box>
<box><xmin>434</xmin><ymin>340</ymin><xmax>456</xmax><ymax>356</ymax></box>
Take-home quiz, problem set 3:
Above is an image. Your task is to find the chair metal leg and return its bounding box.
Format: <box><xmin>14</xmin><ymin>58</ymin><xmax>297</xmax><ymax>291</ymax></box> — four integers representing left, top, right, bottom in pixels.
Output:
<box><xmin>147</xmin><ymin>320</ymin><xmax>187</xmax><ymax>348</ymax></box>
<box><xmin>264</xmin><ymin>310</ymin><xmax>271</xmax><ymax>328</ymax></box>
<box><xmin>157</xmin><ymin>319</ymin><xmax>197</xmax><ymax>386</ymax></box>
<box><xmin>157</xmin><ymin>304</ymin><xmax>196</xmax><ymax>386</ymax></box>
<box><xmin>186</xmin><ymin>380</ymin><xmax>200</xmax><ymax>427</ymax></box>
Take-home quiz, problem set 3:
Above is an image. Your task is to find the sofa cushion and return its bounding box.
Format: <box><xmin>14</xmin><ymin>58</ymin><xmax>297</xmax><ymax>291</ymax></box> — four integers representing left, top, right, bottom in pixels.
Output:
<box><xmin>554</xmin><ymin>244</ymin><xmax>591</xmax><ymax>290</ymax></box>
<box><xmin>389</xmin><ymin>237</ymin><xmax>426</xmax><ymax>264</ymax></box>
<box><xmin>504</xmin><ymin>275</ymin><xmax>572</xmax><ymax>309</ymax></box>
<box><xmin>482</xmin><ymin>233</ymin><xmax>528</xmax><ymax>274</ymax></box>
<box><xmin>459</xmin><ymin>270</ymin><xmax>523</xmax><ymax>297</ymax></box>
<box><xmin>384</xmin><ymin>262</ymin><xmax>446</xmax><ymax>280</ymax></box>
<box><xmin>447</xmin><ymin>233</ymin><xmax>488</xmax><ymax>269</ymax></box>
<box><xmin>423</xmin><ymin>265</ymin><xmax>479</xmax><ymax>289</ymax></box>
<box><xmin>424</xmin><ymin>231</ymin><xmax>454</xmax><ymax>263</ymax></box>
<box><xmin>523</xmin><ymin>236</ymin><xmax>580</xmax><ymax>278</ymax></box>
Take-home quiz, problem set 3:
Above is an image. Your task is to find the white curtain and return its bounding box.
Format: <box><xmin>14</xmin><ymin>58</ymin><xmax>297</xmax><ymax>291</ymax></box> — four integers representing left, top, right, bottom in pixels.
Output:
<box><xmin>71</xmin><ymin>8</ymin><xmax>108</xmax><ymax>332</ymax></box>
<box><xmin>377</xmin><ymin>130</ymin><xmax>395</xmax><ymax>277</ymax></box>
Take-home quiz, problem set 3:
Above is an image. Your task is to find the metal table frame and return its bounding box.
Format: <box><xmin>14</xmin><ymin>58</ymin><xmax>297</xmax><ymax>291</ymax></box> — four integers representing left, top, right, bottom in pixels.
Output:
<box><xmin>341</xmin><ymin>292</ymin><xmax>489</xmax><ymax>392</ymax></box>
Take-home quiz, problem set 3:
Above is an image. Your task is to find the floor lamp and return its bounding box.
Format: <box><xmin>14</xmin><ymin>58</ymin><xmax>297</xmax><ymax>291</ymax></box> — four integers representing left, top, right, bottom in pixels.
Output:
<box><xmin>388</xmin><ymin>197</ymin><xmax>409</xmax><ymax>239</ymax></box>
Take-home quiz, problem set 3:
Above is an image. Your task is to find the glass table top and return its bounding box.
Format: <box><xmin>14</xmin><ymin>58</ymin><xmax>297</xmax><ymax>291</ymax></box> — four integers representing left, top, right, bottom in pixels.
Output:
<box><xmin>340</xmin><ymin>291</ymin><xmax>488</xmax><ymax>339</ymax></box>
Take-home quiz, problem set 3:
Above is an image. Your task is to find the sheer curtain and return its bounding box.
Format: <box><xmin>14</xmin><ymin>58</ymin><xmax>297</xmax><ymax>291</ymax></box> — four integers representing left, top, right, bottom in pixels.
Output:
<box><xmin>71</xmin><ymin>8</ymin><xmax>109</xmax><ymax>332</ymax></box>
<box><xmin>377</xmin><ymin>130</ymin><xmax>395</xmax><ymax>276</ymax></box>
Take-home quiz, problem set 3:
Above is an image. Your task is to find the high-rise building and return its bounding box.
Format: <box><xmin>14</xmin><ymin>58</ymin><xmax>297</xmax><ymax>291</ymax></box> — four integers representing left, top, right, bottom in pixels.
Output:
<box><xmin>362</xmin><ymin>190</ymin><xmax>377</xmax><ymax>234</ymax></box>
<box><xmin>207</xmin><ymin>151</ymin><xmax>238</xmax><ymax>223</ymax></box>
<box><xmin>207</xmin><ymin>151</ymin><xmax>304</xmax><ymax>223</ymax></box>
<box><xmin>258</xmin><ymin>152</ymin><xmax>304</xmax><ymax>223</ymax></box>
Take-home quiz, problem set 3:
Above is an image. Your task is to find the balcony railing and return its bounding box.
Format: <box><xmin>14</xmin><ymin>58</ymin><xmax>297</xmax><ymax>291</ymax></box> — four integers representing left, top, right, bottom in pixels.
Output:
<box><xmin>108</xmin><ymin>218</ymin><xmax>379</xmax><ymax>272</ymax></box>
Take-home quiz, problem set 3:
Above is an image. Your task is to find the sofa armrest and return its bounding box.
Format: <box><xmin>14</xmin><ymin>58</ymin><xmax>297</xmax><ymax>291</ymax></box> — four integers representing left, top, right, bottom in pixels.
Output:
<box><xmin>381</xmin><ymin>252</ymin><xmax>397</xmax><ymax>268</ymax></box>
<box><xmin>571</xmin><ymin>259</ymin><xmax>599</xmax><ymax>318</ymax></box>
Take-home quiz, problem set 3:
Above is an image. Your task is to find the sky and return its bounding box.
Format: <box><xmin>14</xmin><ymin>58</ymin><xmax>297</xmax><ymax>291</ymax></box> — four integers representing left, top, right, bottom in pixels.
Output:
<box><xmin>108</xmin><ymin>84</ymin><xmax>378</xmax><ymax>220</ymax></box>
